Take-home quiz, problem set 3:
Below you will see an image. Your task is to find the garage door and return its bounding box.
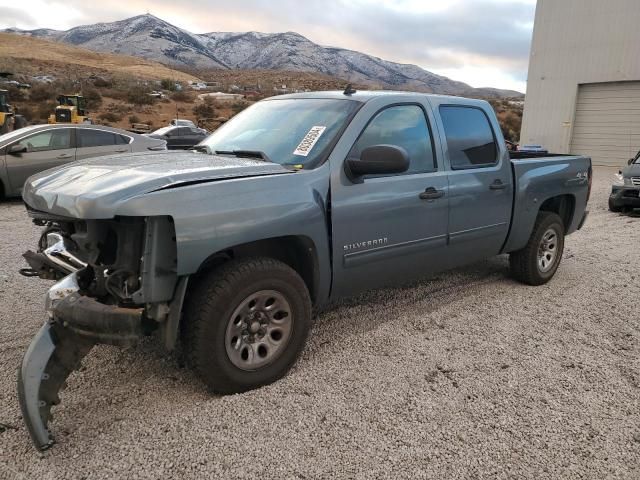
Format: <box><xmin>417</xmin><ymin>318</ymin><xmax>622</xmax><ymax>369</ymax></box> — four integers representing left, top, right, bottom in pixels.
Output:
<box><xmin>570</xmin><ymin>81</ymin><xmax>640</xmax><ymax>166</ymax></box>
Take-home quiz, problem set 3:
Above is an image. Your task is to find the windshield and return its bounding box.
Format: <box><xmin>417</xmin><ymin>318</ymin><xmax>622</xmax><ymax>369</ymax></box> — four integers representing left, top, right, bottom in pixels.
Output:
<box><xmin>199</xmin><ymin>98</ymin><xmax>359</xmax><ymax>167</ymax></box>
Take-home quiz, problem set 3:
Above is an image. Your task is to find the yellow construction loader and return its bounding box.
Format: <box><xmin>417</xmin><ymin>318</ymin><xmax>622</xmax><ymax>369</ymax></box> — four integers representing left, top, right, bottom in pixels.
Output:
<box><xmin>48</xmin><ymin>94</ymin><xmax>90</xmax><ymax>124</ymax></box>
<box><xmin>0</xmin><ymin>89</ymin><xmax>14</xmax><ymax>134</ymax></box>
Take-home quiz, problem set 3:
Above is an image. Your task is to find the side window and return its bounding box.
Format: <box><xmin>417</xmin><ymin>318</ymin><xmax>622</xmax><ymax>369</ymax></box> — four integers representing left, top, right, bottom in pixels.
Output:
<box><xmin>116</xmin><ymin>134</ymin><xmax>130</xmax><ymax>145</ymax></box>
<box><xmin>21</xmin><ymin>129</ymin><xmax>72</xmax><ymax>152</ymax></box>
<box><xmin>350</xmin><ymin>105</ymin><xmax>436</xmax><ymax>174</ymax></box>
<box><xmin>77</xmin><ymin>129</ymin><xmax>116</xmax><ymax>148</ymax></box>
<box><xmin>439</xmin><ymin>106</ymin><xmax>498</xmax><ymax>169</ymax></box>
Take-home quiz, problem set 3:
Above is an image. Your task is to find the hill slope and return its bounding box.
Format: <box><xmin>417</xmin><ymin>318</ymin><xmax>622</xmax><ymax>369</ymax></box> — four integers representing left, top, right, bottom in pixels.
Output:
<box><xmin>0</xmin><ymin>32</ymin><xmax>198</xmax><ymax>82</ymax></box>
<box><xmin>6</xmin><ymin>14</ymin><xmax>522</xmax><ymax>97</ymax></box>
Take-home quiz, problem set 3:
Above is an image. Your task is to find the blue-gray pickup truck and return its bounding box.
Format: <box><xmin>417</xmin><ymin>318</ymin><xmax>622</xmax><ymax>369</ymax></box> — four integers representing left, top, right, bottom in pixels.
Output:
<box><xmin>17</xmin><ymin>90</ymin><xmax>591</xmax><ymax>450</ymax></box>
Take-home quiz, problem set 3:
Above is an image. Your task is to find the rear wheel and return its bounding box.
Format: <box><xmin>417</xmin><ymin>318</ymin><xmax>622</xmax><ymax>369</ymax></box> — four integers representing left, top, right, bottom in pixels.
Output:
<box><xmin>182</xmin><ymin>257</ymin><xmax>312</xmax><ymax>394</ymax></box>
<box><xmin>510</xmin><ymin>212</ymin><xmax>565</xmax><ymax>285</ymax></box>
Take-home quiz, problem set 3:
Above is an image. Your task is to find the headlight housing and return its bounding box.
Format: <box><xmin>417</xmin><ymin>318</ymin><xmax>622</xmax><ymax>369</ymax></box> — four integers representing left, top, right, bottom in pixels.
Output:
<box><xmin>613</xmin><ymin>172</ymin><xmax>626</xmax><ymax>185</ymax></box>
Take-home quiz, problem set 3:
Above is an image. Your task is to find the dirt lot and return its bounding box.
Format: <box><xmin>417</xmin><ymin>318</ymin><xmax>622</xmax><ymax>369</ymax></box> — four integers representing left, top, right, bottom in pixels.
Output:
<box><xmin>0</xmin><ymin>167</ymin><xmax>638</xmax><ymax>479</ymax></box>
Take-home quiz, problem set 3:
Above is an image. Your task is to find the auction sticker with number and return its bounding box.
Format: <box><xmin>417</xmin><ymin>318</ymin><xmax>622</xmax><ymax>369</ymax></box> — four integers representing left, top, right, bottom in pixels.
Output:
<box><xmin>293</xmin><ymin>126</ymin><xmax>327</xmax><ymax>156</ymax></box>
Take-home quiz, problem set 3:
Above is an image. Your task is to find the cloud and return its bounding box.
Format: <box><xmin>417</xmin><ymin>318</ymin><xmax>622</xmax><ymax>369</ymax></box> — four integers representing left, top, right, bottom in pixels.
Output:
<box><xmin>0</xmin><ymin>6</ymin><xmax>38</xmax><ymax>28</ymax></box>
<box><xmin>0</xmin><ymin>0</ymin><xmax>535</xmax><ymax>91</ymax></box>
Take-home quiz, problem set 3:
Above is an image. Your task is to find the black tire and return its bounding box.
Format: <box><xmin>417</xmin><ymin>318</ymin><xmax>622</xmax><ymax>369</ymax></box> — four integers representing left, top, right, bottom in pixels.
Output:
<box><xmin>182</xmin><ymin>257</ymin><xmax>312</xmax><ymax>394</ymax></box>
<box><xmin>509</xmin><ymin>211</ymin><xmax>565</xmax><ymax>286</ymax></box>
<box><xmin>608</xmin><ymin>196</ymin><xmax>622</xmax><ymax>212</ymax></box>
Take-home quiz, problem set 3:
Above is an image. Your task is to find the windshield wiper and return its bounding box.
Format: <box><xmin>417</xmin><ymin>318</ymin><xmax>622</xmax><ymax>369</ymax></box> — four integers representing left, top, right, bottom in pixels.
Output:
<box><xmin>214</xmin><ymin>150</ymin><xmax>273</xmax><ymax>163</ymax></box>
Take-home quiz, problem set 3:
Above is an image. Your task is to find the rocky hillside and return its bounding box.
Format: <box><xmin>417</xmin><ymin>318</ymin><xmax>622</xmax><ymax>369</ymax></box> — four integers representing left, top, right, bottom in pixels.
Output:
<box><xmin>6</xmin><ymin>14</ymin><xmax>522</xmax><ymax>98</ymax></box>
<box><xmin>0</xmin><ymin>32</ymin><xmax>198</xmax><ymax>83</ymax></box>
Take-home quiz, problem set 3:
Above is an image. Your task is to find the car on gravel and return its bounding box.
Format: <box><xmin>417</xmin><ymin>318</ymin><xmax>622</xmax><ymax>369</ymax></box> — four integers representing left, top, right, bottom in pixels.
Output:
<box><xmin>0</xmin><ymin>124</ymin><xmax>166</xmax><ymax>198</ymax></box>
<box><xmin>169</xmin><ymin>118</ymin><xmax>197</xmax><ymax>128</ymax></box>
<box><xmin>146</xmin><ymin>125</ymin><xmax>208</xmax><ymax>150</ymax></box>
<box><xmin>17</xmin><ymin>90</ymin><xmax>591</xmax><ymax>450</ymax></box>
<box><xmin>609</xmin><ymin>150</ymin><xmax>640</xmax><ymax>212</ymax></box>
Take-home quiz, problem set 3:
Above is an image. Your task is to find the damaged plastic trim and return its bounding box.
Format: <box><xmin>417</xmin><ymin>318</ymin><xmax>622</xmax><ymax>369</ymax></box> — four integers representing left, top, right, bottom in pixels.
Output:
<box><xmin>43</xmin><ymin>232</ymin><xmax>87</xmax><ymax>274</ymax></box>
<box><xmin>18</xmin><ymin>272</ymin><xmax>144</xmax><ymax>451</ymax></box>
<box><xmin>18</xmin><ymin>321</ymin><xmax>94</xmax><ymax>451</ymax></box>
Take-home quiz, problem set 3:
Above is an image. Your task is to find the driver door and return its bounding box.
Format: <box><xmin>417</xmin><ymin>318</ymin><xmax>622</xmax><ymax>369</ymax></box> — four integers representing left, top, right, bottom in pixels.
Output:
<box><xmin>5</xmin><ymin>128</ymin><xmax>76</xmax><ymax>194</ymax></box>
<box><xmin>330</xmin><ymin>103</ymin><xmax>450</xmax><ymax>297</ymax></box>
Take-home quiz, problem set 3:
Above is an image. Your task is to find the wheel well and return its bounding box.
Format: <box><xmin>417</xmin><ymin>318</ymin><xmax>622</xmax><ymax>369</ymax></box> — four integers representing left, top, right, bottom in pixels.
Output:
<box><xmin>0</xmin><ymin>178</ymin><xmax>4</xmax><ymax>199</ymax></box>
<box><xmin>197</xmin><ymin>236</ymin><xmax>319</xmax><ymax>303</ymax></box>
<box><xmin>539</xmin><ymin>194</ymin><xmax>575</xmax><ymax>229</ymax></box>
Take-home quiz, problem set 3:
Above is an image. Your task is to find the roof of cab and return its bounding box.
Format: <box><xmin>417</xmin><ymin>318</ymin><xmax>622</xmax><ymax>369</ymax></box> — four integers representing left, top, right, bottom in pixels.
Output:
<box><xmin>266</xmin><ymin>90</ymin><xmax>485</xmax><ymax>105</ymax></box>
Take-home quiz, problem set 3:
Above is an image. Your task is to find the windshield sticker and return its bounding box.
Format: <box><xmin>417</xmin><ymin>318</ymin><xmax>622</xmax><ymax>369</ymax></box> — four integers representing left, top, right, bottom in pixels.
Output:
<box><xmin>293</xmin><ymin>126</ymin><xmax>326</xmax><ymax>156</ymax></box>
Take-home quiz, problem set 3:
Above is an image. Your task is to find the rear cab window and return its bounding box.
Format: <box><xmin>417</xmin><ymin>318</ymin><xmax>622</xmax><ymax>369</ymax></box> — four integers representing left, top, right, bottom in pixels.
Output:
<box><xmin>439</xmin><ymin>106</ymin><xmax>498</xmax><ymax>169</ymax></box>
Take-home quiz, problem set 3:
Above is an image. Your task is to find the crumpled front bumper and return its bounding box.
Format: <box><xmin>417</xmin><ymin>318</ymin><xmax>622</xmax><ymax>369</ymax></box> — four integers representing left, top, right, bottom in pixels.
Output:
<box><xmin>610</xmin><ymin>184</ymin><xmax>640</xmax><ymax>209</ymax></box>
<box><xmin>18</xmin><ymin>271</ymin><xmax>144</xmax><ymax>450</ymax></box>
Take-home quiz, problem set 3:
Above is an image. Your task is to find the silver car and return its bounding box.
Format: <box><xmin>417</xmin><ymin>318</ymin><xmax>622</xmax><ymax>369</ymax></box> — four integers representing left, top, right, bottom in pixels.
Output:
<box><xmin>0</xmin><ymin>124</ymin><xmax>166</xmax><ymax>198</ymax></box>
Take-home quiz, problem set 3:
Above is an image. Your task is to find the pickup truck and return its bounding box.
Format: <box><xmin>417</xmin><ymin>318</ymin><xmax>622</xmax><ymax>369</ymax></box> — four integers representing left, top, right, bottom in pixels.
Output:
<box><xmin>17</xmin><ymin>90</ymin><xmax>591</xmax><ymax>450</ymax></box>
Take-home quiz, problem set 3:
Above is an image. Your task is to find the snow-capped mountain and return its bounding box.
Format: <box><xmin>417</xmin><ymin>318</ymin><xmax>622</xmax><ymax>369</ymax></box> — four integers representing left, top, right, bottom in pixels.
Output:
<box><xmin>5</xmin><ymin>14</ymin><xmax>522</xmax><ymax>97</ymax></box>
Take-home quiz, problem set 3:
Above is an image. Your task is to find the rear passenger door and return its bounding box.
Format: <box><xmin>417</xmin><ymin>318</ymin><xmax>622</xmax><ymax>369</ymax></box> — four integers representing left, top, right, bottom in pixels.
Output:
<box><xmin>165</xmin><ymin>128</ymin><xmax>186</xmax><ymax>149</ymax></box>
<box><xmin>178</xmin><ymin>127</ymin><xmax>205</xmax><ymax>148</ymax></box>
<box><xmin>435</xmin><ymin>103</ymin><xmax>513</xmax><ymax>263</ymax></box>
<box><xmin>330</xmin><ymin>102</ymin><xmax>450</xmax><ymax>297</ymax></box>
<box><xmin>76</xmin><ymin>128</ymin><xmax>131</xmax><ymax>160</ymax></box>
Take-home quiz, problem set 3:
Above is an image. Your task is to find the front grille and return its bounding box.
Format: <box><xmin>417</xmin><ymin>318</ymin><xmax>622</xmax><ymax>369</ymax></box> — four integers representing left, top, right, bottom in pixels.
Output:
<box><xmin>631</xmin><ymin>177</ymin><xmax>640</xmax><ymax>186</ymax></box>
<box><xmin>623</xmin><ymin>189</ymin><xmax>639</xmax><ymax>198</ymax></box>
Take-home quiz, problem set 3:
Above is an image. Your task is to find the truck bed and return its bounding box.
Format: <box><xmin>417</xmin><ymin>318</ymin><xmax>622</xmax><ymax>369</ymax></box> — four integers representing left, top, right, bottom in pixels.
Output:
<box><xmin>509</xmin><ymin>151</ymin><xmax>573</xmax><ymax>160</ymax></box>
<box><xmin>502</xmin><ymin>153</ymin><xmax>591</xmax><ymax>253</ymax></box>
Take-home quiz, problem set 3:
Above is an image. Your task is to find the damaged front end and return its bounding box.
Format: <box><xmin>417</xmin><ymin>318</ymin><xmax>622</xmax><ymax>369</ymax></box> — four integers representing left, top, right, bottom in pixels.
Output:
<box><xmin>18</xmin><ymin>213</ymin><xmax>186</xmax><ymax>450</ymax></box>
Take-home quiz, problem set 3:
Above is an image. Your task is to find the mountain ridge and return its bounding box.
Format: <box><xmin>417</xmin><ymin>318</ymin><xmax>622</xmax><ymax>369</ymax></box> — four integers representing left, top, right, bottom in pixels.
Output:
<box><xmin>5</xmin><ymin>14</ymin><xmax>523</xmax><ymax>98</ymax></box>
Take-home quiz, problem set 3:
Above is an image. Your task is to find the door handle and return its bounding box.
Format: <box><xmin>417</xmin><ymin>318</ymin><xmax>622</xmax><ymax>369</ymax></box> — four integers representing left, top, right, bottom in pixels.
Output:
<box><xmin>115</xmin><ymin>149</ymin><xmax>128</xmax><ymax>153</ymax></box>
<box><xmin>419</xmin><ymin>187</ymin><xmax>444</xmax><ymax>200</ymax></box>
<box><xmin>56</xmin><ymin>153</ymin><xmax>72</xmax><ymax>159</ymax></box>
<box><xmin>489</xmin><ymin>179</ymin><xmax>507</xmax><ymax>190</ymax></box>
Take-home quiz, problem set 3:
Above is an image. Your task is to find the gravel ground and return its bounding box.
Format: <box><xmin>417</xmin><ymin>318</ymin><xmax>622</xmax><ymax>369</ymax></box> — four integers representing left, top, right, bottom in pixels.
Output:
<box><xmin>0</xmin><ymin>167</ymin><xmax>638</xmax><ymax>479</ymax></box>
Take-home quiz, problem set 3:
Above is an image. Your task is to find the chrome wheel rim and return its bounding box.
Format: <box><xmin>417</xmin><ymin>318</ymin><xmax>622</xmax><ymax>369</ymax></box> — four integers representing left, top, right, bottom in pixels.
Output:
<box><xmin>537</xmin><ymin>228</ymin><xmax>558</xmax><ymax>273</ymax></box>
<box><xmin>225</xmin><ymin>290</ymin><xmax>293</xmax><ymax>371</ymax></box>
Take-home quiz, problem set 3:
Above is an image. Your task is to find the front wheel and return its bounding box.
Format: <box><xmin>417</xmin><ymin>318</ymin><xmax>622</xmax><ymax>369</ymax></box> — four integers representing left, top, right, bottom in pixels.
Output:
<box><xmin>182</xmin><ymin>257</ymin><xmax>312</xmax><ymax>394</ymax></box>
<box><xmin>509</xmin><ymin>212</ymin><xmax>565</xmax><ymax>285</ymax></box>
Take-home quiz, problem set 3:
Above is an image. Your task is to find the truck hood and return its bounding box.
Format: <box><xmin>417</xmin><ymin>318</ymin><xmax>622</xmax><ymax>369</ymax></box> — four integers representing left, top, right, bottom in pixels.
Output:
<box><xmin>23</xmin><ymin>151</ymin><xmax>293</xmax><ymax>219</ymax></box>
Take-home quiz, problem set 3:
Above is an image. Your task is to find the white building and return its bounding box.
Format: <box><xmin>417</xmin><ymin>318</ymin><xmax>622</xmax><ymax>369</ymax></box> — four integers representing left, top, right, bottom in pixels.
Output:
<box><xmin>520</xmin><ymin>0</ymin><xmax>640</xmax><ymax>166</ymax></box>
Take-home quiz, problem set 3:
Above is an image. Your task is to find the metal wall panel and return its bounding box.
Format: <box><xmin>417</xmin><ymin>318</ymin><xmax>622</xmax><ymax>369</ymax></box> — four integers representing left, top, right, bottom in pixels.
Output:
<box><xmin>570</xmin><ymin>82</ymin><xmax>640</xmax><ymax>166</ymax></box>
<box><xmin>521</xmin><ymin>0</ymin><xmax>640</xmax><ymax>166</ymax></box>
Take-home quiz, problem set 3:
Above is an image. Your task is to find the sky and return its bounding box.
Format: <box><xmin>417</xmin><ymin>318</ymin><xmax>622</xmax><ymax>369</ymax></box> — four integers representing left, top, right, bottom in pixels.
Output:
<box><xmin>0</xmin><ymin>0</ymin><xmax>537</xmax><ymax>92</ymax></box>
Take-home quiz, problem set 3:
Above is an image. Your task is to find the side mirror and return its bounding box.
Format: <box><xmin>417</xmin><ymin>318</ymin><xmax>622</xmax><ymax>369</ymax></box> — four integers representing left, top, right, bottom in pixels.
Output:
<box><xmin>8</xmin><ymin>143</ymin><xmax>27</xmax><ymax>155</ymax></box>
<box><xmin>345</xmin><ymin>145</ymin><xmax>409</xmax><ymax>181</ymax></box>
<box><xmin>628</xmin><ymin>157</ymin><xmax>634</xmax><ymax>165</ymax></box>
